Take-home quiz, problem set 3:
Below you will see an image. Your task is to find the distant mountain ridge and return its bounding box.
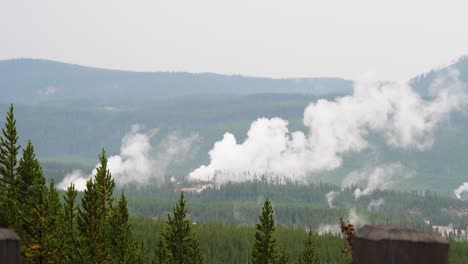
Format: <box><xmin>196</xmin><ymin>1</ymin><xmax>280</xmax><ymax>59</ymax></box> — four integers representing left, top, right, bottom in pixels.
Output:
<box><xmin>0</xmin><ymin>59</ymin><xmax>353</xmax><ymax>104</ymax></box>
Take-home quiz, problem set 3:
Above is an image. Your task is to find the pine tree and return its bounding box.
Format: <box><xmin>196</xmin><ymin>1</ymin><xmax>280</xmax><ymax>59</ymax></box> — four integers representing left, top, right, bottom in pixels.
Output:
<box><xmin>251</xmin><ymin>198</ymin><xmax>278</xmax><ymax>264</ymax></box>
<box><xmin>16</xmin><ymin>140</ymin><xmax>43</xmax><ymax>239</ymax></box>
<box><xmin>44</xmin><ymin>180</ymin><xmax>65</xmax><ymax>261</ymax></box>
<box><xmin>163</xmin><ymin>192</ymin><xmax>202</xmax><ymax>264</ymax></box>
<box><xmin>152</xmin><ymin>236</ymin><xmax>168</xmax><ymax>264</ymax></box>
<box><xmin>109</xmin><ymin>192</ymin><xmax>137</xmax><ymax>263</ymax></box>
<box><xmin>63</xmin><ymin>184</ymin><xmax>80</xmax><ymax>264</ymax></box>
<box><xmin>0</xmin><ymin>104</ymin><xmax>20</xmax><ymax>189</ymax></box>
<box><xmin>0</xmin><ymin>104</ymin><xmax>21</xmax><ymax>228</ymax></box>
<box><xmin>299</xmin><ymin>229</ymin><xmax>320</xmax><ymax>264</ymax></box>
<box><xmin>16</xmin><ymin>140</ymin><xmax>44</xmax><ymax>261</ymax></box>
<box><xmin>78</xmin><ymin>178</ymin><xmax>106</xmax><ymax>263</ymax></box>
<box><xmin>17</xmin><ymin>141</ymin><xmax>42</xmax><ymax>204</ymax></box>
<box><xmin>94</xmin><ymin>149</ymin><xmax>115</xmax><ymax>218</ymax></box>
<box><xmin>21</xmin><ymin>176</ymin><xmax>64</xmax><ymax>262</ymax></box>
<box><xmin>78</xmin><ymin>149</ymin><xmax>117</xmax><ymax>263</ymax></box>
<box><xmin>188</xmin><ymin>231</ymin><xmax>203</xmax><ymax>264</ymax></box>
<box><xmin>21</xmin><ymin>166</ymin><xmax>47</xmax><ymax>262</ymax></box>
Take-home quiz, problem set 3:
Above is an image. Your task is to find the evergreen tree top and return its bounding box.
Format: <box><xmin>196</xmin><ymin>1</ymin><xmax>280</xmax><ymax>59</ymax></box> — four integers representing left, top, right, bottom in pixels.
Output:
<box><xmin>94</xmin><ymin>148</ymin><xmax>115</xmax><ymax>217</ymax></box>
<box><xmin>0</xmin><ymin>103</ymin><xmax>21</xmax><ymax>186</ymax></box>
<box><xmin>251</xmin><ymin>198</ymin><xmax>278</xmax><ymax>264</ymax></box>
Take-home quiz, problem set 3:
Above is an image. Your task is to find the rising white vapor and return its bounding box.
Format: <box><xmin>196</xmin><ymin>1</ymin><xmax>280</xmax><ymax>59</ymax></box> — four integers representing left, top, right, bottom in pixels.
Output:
<box><xmin>325</xmin><ymin>190</ymin><xmax>339</xmax><ymax>208</ymax></box>
<box><xmin>58</xmin><ymin>125</ymin><xmax>199</xmax><ymax>191</ymax></box>
<box><xmin>189</xmin><ymin>71</ymin><xmax>466</xmax><ymax>184</ymax></box>
<box><xmin>368</xmin><ymin>198</ymin><xmax>385</xmax><ymax>211</ymax></box>
<box><xmin>348</xmin><ymin>207</ymin><xmax>367</xmax><ymax>227</ymax></box>
<box><xmin>454</xmin><ymin>182</ymin><xmax>468</xmax><ymax>200</ymax></box>
<box><xmin>341</xmin><ymin>163</ymin><xmax>409</xmax><ymax>199</ymax></box>
<box><xmin>317</xmin><ymin>224</ymin><xmax>340</xmax><ymax>235</ymax></box>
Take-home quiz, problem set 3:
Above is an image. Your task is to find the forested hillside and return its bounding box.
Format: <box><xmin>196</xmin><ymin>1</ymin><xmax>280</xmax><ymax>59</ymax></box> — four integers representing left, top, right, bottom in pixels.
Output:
<box><xmin>0</xmin><ymin>59</ymin><xmax>352</xmax><ymax>104</ymax></box>
<box><xmin>3</xmin><ymin>58</ymin><xmax>468</xmax><ymax>195</ymax></box>
<box><xmin>1</xmin><ymin>104</ymin><xmax>468</xmax><ymax>263</ymax></box>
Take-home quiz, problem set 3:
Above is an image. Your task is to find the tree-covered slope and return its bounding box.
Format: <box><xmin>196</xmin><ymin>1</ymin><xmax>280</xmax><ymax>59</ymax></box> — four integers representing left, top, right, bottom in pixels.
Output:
<box><xmin>0</xmin><ymin>59</ymin><xmax>352</xmax><ymax>104</ymax></box>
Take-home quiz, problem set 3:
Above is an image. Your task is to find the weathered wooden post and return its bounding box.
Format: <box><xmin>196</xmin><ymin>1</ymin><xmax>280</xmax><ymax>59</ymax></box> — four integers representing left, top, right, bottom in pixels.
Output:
<box><xmin>353</xmin><ymin>225</ymin><xmax>449</xmax><ymax>264</ymax></box>
<box><xmin>0</xmin><ymin>229</ymin><xmax>20</xmax><ymax>264</ymax></box>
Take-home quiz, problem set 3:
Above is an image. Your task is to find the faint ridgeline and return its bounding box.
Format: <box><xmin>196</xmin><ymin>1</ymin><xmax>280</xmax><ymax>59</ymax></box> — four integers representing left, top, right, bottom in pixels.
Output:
<box><xmin>0</xmin><ymin>229</ymin><xmax>20</xmax><ymax>264</ymax></box>
<box><xmin>353</xmin><ymin>225</ymin><xmax>448</xmax><ymax>264</ymax></box>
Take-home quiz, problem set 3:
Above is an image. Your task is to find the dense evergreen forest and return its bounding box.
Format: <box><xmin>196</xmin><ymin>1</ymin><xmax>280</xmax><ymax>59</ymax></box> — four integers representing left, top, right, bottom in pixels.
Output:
<box><xmin>1</xmin><ymin>104</ymin><xmax>468</xmax><ymax>263</ymax></box>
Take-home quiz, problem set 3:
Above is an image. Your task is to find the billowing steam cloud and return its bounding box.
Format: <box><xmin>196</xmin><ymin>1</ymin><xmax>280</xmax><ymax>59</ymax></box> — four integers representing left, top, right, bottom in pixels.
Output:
<box><xmin>58</xmin><ymin>125</ymin><xmax>199</xmax><ymax>191</ymax></box>
<box><xmin>189</xmin><ymin>71</ymin><xmax>467</xmax><ymax>184</ymax></box>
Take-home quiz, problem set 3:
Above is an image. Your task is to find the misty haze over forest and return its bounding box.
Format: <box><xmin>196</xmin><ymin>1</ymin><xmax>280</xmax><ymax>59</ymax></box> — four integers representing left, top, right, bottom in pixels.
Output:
<box><xmin>3</xmin><ymin>58</ymin><xmax>468</xmax><ymax>196</ymax></box>
<box><xmin>3</xmin><ymin>54</ymin><xmax>468</xmax><ymax>261</ymax></box>
<box><xmin>4</xmin><ymin>1</ymin><xmax>468</xmax><ymax>262</ymax></box>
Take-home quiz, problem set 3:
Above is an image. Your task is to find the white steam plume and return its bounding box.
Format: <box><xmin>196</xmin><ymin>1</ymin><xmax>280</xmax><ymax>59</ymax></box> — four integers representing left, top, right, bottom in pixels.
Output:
<box><xmin>317</xmin><ymin>224</ymin><xmax>340</xmax><ymax>235</ymax></box>
<box><xmin>325</xmin><ymin>191</ymin><xmax>339</xmax><ymax>208</ymax></box>
<box><xmin>368</xmin><ymin>198</ymin><xmax>385</xmax><ymax>211</ymax></box>
<box><xmin>58</xmin><ymin>125</ymin><xmax>199</xmax><ymax>191</ymax></box>
<box><xmin>341</xmin><ymin>163</ymin><xmax>409</xmax><ymax>199</ymax></box>
<box><xmin>348</xmin><ymin>208</ymin><xmax>367</xmax><ymax>227</ymax></box>
<box><xmin>189</xmin><ymin>71</ymin><xmax>466</xmax><ymax>184</ymax></box>
<box><xmin>454</xmin><ymin>182</ymin><xmax>468</xmax><ymax>200</ymax></box>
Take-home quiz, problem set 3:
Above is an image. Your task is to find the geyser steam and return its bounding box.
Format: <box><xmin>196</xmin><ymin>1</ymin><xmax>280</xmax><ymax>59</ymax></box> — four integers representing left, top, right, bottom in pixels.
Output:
<box><xmin>341</xmin><ymin>163</ymin><xmax>410</xmax><ymax>199</ymax></box>
<box><xmin>189</xmin><ymin>71</ymin><xmax>466</xmax><ymax>184</ymax></box>
<box><xmin>58</xmin><ymin>125</ymin><xmax>199</xmax><ymax>191</ymax></box>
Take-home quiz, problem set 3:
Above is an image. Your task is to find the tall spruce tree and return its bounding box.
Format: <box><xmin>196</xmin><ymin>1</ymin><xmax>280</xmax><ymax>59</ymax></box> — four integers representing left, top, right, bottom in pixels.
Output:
<box><xmin>21</xmin><ymin>175</ymin><xmax>64</xmax><ymax>262</ymax></box>
<box><xmin>0</xmin><ymin>104</ymin><xmax>20</xmax><ymax>189</ymax></box>
<box><xmin>0</xmin><ymin>104</ymin><xmax>21</xmax><ymax>228</ymax></box>
<box><xmin>17</xmin><ymin>140</ymin><xmax>43</xmax><ymax>238</ymax></box>
<box><xmin>63</xmin><ymin>184</ymin><xmax>80</xmax><ymax>264</ymax></box>
<box><xmin>78</xmin><ymin>178</ymin><xmax>106</xmax><ymax>263</ymax></box>
<box><xmin>44</xmin><ymin>180</ymin><xmax>65</xmax><ymax>261</ymax></box>
<box><xmin>16</xmin><ymin>140</ymin><xmax>43</xmax><ymax>246</ymax></box>
<box><xmin>94</xmin><ymin>149</ymin><xmax>115</xmax><ymax>218</ymax></box>
<box><xmin>163</xmin><ymin>192</ymin><xmax>202</xmax><ymax>264</ymax></box>
<box><xmin>17</xmin><ymin>141</ymin><xmax>42</xmax><ymax>204</ymax></box>
<box><xmin>299</xmin><ymin>229</ymin><xmax>320</xmax><ymax>264</ymax></box>
<box><xmin>109</xmin><ymin>192</ymin><xmax>137</xmax><ymax>263</ymax></box>
<box><xmin>251</xmin><ymin>198</ymin><xmax>278</xmax><ymax>264</ymax></box>
<box><xmin>21</xmin><ymin>168</ymin><xmax>47</xmax><ymax>262</ymax></box>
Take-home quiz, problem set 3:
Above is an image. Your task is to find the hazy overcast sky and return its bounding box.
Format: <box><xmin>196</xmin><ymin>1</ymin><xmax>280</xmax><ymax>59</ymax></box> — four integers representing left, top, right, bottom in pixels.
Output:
<box><xmin>1</xmin><ymin>0</ymin><xmax>468</xmax><ymax>81</ymax></box>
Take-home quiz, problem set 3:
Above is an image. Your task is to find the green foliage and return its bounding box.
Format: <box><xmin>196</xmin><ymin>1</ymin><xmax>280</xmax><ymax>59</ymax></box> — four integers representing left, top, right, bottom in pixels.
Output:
<box><xmin>17</xmin><ymin>141</ymin><xmax>41</xmax><ymax>204</ymax></box>
<box><xmin>76</xmin><ymin>149</ymin><xmax>142</xmax><ymax>263</ymax></box>
<box><xmin>5</xmin><ymin>103</ymin><xmax>468</xmax><ymax>263</ymax></box>
<box><xmin>21</xmin><ymin>175</ymin><xmax>64</xmax><ymax>262</ymax></box>
<box><xmin>163</xmin><ymin>192</ymin><xmax>203</xmax><ymax>264</ymax></box>
<box><xmin>277</xmin><ymin>244</ymin><xmax>291</xmax><ymax>264</ymax></box>
<box><xmin>94</xmin><ymin>149</ymin><xmax>115</xmax><ymax>218</ymax></box>
<box><xmin>63</xmin><ymin>184</ymin><xmax>79</xmax><ymax>264</ymax></box>
<box><xmin>0</xmin><ymin>104</ymin><xmax>20</xmax><ymax>188</ymax></box>
<box><xmin>78</xmin><ymin>178</ymin><xmax>106</xmax><ymax>263</ymax></box>
<box><xmin>152</xmin><ymin>236</ymin><xmax>168</xmax><ymax>264</ymax></box>
<box><xmin>108</xmin><ymin>192</ymin><xmax>138</xmax><ymax>263</ymax></box>
<box><xmin>0</xmin><ymin>104</ymin><xmax>21</xmax><ymax>228</ymax></box>
<box><xmin>188</xmin><ymin>231</ymin><xmax>203</xmax><ymax>264</ymax></box>
<box><xmin>251</xmin><ymin>198</ymin><xmax>278</xmax><ymax>264</ymax></box>
<box><xmin>299</xmin><ymin>229</ymin><xmax>320</xmax><ymax>264</ymax></box>
<box><xmin>46</xmin><ymin>180</ymin><xmax>66</xmax><ymax>259</ymax></box>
